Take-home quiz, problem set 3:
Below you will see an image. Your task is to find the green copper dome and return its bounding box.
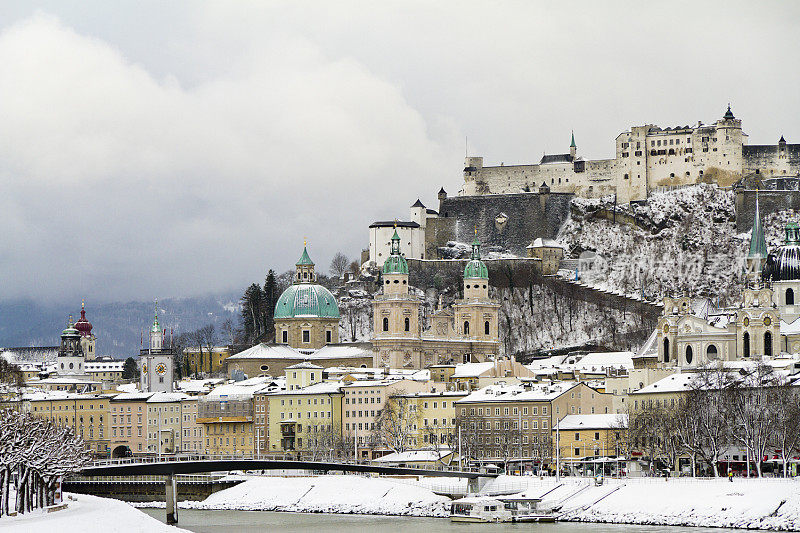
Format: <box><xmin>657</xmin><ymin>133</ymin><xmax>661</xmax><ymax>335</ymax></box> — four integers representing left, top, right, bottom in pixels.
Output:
<box><xmin>61</xmin><ymin>316</ymin><xmax>79</xmax><ymax>337</ymax></box>
<box><xmin>274</xmin><ymin>284</ymin><xmax>340</xmax><ymax>319</ymax></box>
<box><xmin>464</xmin><ymin>236</ymin><xmax>488</xmax><ymax>279</ymax></box>
<box><xmin>382</xmin><ymin>229</ymin><xmax>409</xmax><ymax>275</ymax></box>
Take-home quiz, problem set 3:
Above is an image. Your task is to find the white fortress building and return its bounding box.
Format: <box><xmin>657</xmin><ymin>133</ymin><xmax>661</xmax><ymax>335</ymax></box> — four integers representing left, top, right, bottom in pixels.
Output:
<box><xmin>462</xmin><ymin>106</ymin><xmax>799</xmax><ymax>203</ymax></box>
<box><xmin>368</xmin><ymin>198</ymin><xmax>438</xmax><ymax>266</ymax></box>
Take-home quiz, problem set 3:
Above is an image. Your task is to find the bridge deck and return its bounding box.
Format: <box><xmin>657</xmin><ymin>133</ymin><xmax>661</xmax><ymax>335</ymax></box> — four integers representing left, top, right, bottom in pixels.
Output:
<box><xmin>81</xmin><ymin>456</ymin><xmax>495</xmax><ymax>479</ymax></box>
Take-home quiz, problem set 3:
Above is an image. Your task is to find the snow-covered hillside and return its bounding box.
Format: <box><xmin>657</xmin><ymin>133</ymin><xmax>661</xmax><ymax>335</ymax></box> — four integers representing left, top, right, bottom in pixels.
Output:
<box><xmin>561</xmin><ymin>185</ymin><xmax>747</xmax><ymax>305</ymax></box>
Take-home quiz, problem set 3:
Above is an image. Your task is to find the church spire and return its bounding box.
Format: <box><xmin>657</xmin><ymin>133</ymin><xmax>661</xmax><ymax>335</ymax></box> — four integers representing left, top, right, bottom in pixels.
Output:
<box><xmin>570</xmin><ymin>130</ymin><xmax>576</xmax><ymax>148</ymax></box>
<box><xmin>748</xmin><ymin>193</ymin><xmax>767</xmax><ymax>260</ymax></box>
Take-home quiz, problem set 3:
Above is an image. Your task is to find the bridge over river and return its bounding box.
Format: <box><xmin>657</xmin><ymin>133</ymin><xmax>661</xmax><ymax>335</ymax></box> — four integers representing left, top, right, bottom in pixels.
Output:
<box><xmin>78</xmin><ymin>455</ymin><xmax>499</xmax><ymax>524</ymax></box>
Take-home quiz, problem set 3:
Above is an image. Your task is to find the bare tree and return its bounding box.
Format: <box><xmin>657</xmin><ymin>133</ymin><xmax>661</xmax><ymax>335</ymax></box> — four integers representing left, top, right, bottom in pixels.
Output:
<box><xmin>220</xmin><ymin>318</ymin><xmax>235</xmax><ymax>345</ymax></box>
<box><xmin>374</xmin><ymin>392</ymin><xmax>420</xmax><ymax>453</ymax></box>
<box><xmin>329</xmin><ymin>252</ymin><xmax>349</xmax><ymax>279</ymax></box>
<box><xmin>770</xmin><ymin>384</ymin><xmax>800</xmax><ymax>477</ymax></box>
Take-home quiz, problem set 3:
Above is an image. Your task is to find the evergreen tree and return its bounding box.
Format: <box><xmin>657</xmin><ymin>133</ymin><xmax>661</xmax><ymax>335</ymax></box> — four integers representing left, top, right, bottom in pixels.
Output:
<box><xmin>122</xmin><ymin>357</ymin><xmax>139</xmax><ymax>380</ymax></box>
<box><xmin>240</xmin><ymin>283</ymin><xmax>265</xmax><ymax>342</ymax></box>
<box><xmin>263</xmin><ymin>269</ymin><xmax>278</xmax><ymax>341</ymax></box>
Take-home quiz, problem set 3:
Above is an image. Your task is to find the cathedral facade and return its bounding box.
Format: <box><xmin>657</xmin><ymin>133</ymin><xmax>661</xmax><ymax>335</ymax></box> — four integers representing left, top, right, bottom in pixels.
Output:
<box><xmin>372</xmin><ymin>230</ymin><xmax>501</xmax><ymax>369</ymax></box>
<box><xmin>656</xmin><ymin>199</ymin><xmax>800</xmax><ymax>368</ymax></box>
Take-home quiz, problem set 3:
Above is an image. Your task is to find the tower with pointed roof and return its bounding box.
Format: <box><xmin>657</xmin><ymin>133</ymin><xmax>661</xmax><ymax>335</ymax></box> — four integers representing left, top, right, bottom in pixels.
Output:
<box><xmin>274</xmin><ymin>243</ymin><xmax>340</xmax><ymax>351</ymax></box>
<box><xmin>139</xmin><ymin>299</ymin><xmax>174</xmax><ymax>392</ymax></box>
<box><xmin>570</xmin><ymin>131</ymin><xmax>577</xmax><ymax>159</ymax></box>
<box><xmin>57</xmin><ymin>314</ymin><xmax>88</xmax><ymax>378</ymax></box>
<box><xmin>74</xmin><ymin>300</ymin><xmax>97</xmax><ymax>361</ymax></box>
<box><xmin>373</xmin><ymin>228</ymin><xmax>423</xmax><ymax>368</ymax></box>
<box><xmin>746</xmin><ymin>193</ymin><xmax>767</xmax><ymax>286</ymax></box>
<box><xmin>453</xmin><ymin>232</ymin><xmax>500</xmax><ymax>357</ymax></box>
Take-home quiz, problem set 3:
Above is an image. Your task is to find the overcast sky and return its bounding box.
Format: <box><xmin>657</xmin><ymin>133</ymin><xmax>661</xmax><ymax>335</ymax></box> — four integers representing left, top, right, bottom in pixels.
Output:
<box><xmin>1</xmin><ymin>1</ymin><xmax>798</xmax><ymax>304</ymax></box>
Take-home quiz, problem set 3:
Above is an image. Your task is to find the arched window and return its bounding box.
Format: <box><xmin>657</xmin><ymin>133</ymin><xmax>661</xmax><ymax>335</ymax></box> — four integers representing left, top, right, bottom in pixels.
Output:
<box><xmin>663</xmin><ymin>338</ymin><xmax>670</xmax><ymax>363</ymax></box>
<box><xmin>303</xmin><ymin>272</ymin><xmax>308</xmax><ymax>279</ymax></box>
<box><xmin>485</xmin><ymin>321</ymin><xmax>490</xmax><ymax>335</ymax></box>
<box><xmin>743</xmin><ymin>332</ymin><xmax>750</xmax><ymax>358</ymax></box>
<box><xmin>685</xmin><ymin>345</ymin><xmax>693</xmax><ymax>365</ymax></box>
<box><xmin>787</xmin><ymin>288</ymin><xmax>795</xmax><ymax>305</ymax></box>
<box><xmin>464</xmin><ymin>321</ymin><xmax>470</xmax><ymax>335</ymax></box>
<box><xmin>404</xmin><ymin>317</ymin><xmax>410</xmax><ymax>332</ymax></box>
<box><xmin>765</xmin><ymin>331</ymin><xmax>773</xmax><ymax>357</ymax></box>
<box><xmin>706</xmin><ymin>344</ymin><xmax>718</xmax><ymax>360</ymax></box>
<box><xmin>382</xmin><ymin>317</ymin><xmax>389</xmax><ymax>332</ymax></box>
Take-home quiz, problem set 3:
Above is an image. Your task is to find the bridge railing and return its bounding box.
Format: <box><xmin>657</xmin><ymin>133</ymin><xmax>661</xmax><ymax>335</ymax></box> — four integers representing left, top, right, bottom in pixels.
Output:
<box><xmin>86</xmin><ymin>455</ymin><xmax>488</xmax><ymax>475</ymax></box>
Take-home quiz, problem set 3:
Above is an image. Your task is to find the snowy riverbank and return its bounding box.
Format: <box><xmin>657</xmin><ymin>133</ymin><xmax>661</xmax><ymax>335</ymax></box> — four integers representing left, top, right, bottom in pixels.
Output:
<box><xmin>134</xmin><ymin>474</ymin><xmax>800</xmax><ymax>529</ymax></box>
<box><xmin>0</xmin><ymin>493</ymin><xmax>191</xmax><ymax>533</ymax></box>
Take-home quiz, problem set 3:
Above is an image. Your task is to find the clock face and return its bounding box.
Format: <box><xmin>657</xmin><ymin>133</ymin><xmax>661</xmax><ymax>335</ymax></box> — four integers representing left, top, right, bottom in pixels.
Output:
<box><xmin>763</xmin><ymin>316</ymin><xmax>772</xmax><ymax>326</ymax></box>
<box><xmin>156</xmin><ymin>363</ymin><xmax>167</xmax><ymax>375</ymax></box>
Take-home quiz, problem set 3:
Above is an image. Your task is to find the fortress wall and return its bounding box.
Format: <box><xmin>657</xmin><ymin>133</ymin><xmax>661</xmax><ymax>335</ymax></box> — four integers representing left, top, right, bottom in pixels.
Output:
<box><xmin>743</xmin><ymin>144</ymin><xmax>800</xmax><ymax>176</ymax></box>
<box><xmin>735</xmin><ymin>188</ymin><xmax>800</xmax><ymax>232</ymax></box>
<box><xmin>428</xmin><ymin>192</ymin><xmax>573</xmax><ymax>257</ymax></box>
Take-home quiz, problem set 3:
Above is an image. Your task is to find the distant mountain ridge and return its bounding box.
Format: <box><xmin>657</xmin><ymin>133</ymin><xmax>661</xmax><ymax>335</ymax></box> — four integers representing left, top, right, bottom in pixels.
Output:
<box><xmin>0</xmin><ymin>291</ymin><xmax>241</xmax><ymax>359</ymax></box>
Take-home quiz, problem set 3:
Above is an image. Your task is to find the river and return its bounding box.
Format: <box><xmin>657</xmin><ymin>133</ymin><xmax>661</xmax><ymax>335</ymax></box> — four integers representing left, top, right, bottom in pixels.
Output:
<box><xmin>141</xmin><ymin>509</ymin><xmax>742</xmax><ymax>533</ymax></box>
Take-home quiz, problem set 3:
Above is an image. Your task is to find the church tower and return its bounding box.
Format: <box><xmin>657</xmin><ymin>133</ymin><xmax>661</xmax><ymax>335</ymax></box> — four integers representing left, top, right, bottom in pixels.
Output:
<box><xmin>454</xmin><ymin>232</ymin><xmax>501</xmax><ymax>361</ymax></box>
<box><xmin>570</xmin><ymin>131</ymin><xmax>577</xmax><ymax>159</ymax></box>
<box><xmin>139</xmin><ymin>300</ymin><xmax>173</xmax><ymax>392</ymax></box>
<box><xmin>74</xmin><ymin>300</ymin><xmax>97</xmax><ymax>361</ymax></box>
<box><xmin>746</xmin><ymin>193</ymin><xmax>767</xmax><ymax>286</ymax></box>
<box><xmin>57</xmin><ymin>315</ymin><xmax>87</xmax><ymax>378</ymax></box>
<box><xmin>372</xmin><ymin>229</ymin><xmax>423</xmax><ymax>368</ymax></box>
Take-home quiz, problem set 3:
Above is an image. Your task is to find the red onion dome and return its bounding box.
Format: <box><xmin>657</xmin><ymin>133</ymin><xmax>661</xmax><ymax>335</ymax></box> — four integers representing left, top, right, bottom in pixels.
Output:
<box><xmin>74</xmin><ymin>301</ymin><xmax>93</xmax><ymax>337</ymax></box>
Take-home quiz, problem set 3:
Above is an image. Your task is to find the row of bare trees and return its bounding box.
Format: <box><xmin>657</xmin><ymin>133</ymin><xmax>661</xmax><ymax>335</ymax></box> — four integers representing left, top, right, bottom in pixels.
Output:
<box><xmin>0</xmin><ymin>409</ymin><xmax>89</xmax><ymax>516</ymax></box>
<box><xmin>629</xmin><ymin>364</ymin><xmax>800</xmax><ymax>477</ymax></box>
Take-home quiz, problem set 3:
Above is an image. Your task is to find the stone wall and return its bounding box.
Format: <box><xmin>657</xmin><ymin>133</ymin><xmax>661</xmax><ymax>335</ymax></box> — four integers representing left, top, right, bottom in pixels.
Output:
<box><xmin>735</xmin><ymin>188</ymin><xmax>800</xmax><ymax>232</ymax></box>
<box><xmin>428</xmin><ymin>192</ymin><xmax>574</xmax><ymax>257</ymax></box>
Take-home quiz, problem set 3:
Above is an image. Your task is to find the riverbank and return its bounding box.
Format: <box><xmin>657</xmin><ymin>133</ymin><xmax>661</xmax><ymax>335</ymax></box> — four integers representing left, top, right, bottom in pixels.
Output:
<box><xmin>0</xmin><ymin>493</ymin><xmax>192</xmax><ymax>533</ymax></box>
<box><xmin>134</xmin><ymin>475</ymin><xmax>800</xmax><ymax>529</ymax></box>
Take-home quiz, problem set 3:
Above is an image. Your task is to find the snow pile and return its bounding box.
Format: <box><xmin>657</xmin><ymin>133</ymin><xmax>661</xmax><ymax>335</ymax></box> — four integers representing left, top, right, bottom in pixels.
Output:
<box><xmin>2</xmin><ymin>493</ymin><xmax>190</xmax><ymax>533</ymax></box>
<box><xmin>552</xmin><ymin>478</ymin><xmax>800</xmax><ymax>530</ymax></box>
<box><xmin>182</xmin><ymin>475</ymin><xmax>451</xmax><ymax>517</ymax></box>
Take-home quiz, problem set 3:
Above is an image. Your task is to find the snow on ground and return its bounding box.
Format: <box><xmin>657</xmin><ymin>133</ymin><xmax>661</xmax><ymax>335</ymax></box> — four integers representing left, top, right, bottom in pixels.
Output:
<box><xmin>178</xmin><ymin>475</ymin><xmax>451</xmax><ymax>517</ymax></box>
<box><xmin>0</xmin><ymin>492</ymin><xmax>191</xmax><ymax>533</ymax></box>
<box><xmin>526</xmin><ymin>477</ymin><xmax>800</xmax><ymax>530</ymax></box>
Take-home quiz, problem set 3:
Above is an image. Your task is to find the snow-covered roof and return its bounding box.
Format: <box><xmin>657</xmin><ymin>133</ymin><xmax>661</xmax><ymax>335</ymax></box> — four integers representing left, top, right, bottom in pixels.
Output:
<box><xmin>115</xmin><ymin>383</ymin><xmax>139</xmax><ymax>393</ymax></box>
<box><xmin>525</xmin><ymin>355</ymin><xmax>568</xmax><ymax>370</ymax></box>
<box><xmin>572</xmin><ymin>352</ymin><xmax>634</xmax><ymax>372</ymax></box>
<box><xmin>633</xmin><ymin>372</ymin><xmax>695</xmax><ymax>394</ymax></box>
<box><xmin>308</xmin><ymin>344</ymin><xmax>375</xmax><ymax>360</ymax></box>
<box><xmin>457</xmin><ymin>381</ymin><xmax>578</xmax><ymax>403</ymax></box>
<box><xmin>781</xmin><ymin>318</ymin><xmax>800</xmax><ymax>335</ymax></box>
<box><xmin>226</xmin><ymin>344</ymin><xmax>303</xmax><ymax>360</ymax></box>
<box><xmin>452</xmin><ymin>362</ymin><xmax>495</xmax><ymax>378</ymax></box>
<box><xmin>111</xmin><ymin>392</ymin><xmax>154</xmax><ymax>401</ymax></box>
<box><xmin>175</xmin><ymin>378</ymin><xmax>226</xmax><ymax>393</ymax></box>
<box><xmin>527</xmin><ymin>238</ymin><xmax>564</xmax><ymax>249</ymax></box>
<box><xmin>269</xmin><ymin>381</ymin><xmax>343</xmax><ymax>396</ymax></box>
<box><xmin>285</xmin><ymin>362</ymin><xmax>323</xmax><ymax>370</ymax></box>
<box><xmin>146</xmin><ymin>392</ymin><xmax>189</xmax><ymax>403</ymax></box>
<box><xmin>374</xmin><ymin>448</ymin><xmax>453</xmax><ymax>463</ymax></box>
<box><xmin>555</xmin><ymin>414</ymin><xmax>627</xmax><ymax>430</ymax></box>
<box><xmin>204</xmin><ymin>376</ymin><xmax>276</xmax><ymax>400</ymax></box>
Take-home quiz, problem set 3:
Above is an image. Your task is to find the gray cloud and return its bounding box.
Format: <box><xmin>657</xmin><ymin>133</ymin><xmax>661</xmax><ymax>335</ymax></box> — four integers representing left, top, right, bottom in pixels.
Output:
<box><xmin>0</xmin><ymin>2</ymin><xmax>798</xmax><ymax>303</ymax></box>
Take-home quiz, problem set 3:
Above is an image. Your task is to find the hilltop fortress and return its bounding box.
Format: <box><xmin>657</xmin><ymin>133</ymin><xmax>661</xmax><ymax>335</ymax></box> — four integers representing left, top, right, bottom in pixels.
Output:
<box><xmin>461</xmin><ymin>106</ymin><xmax>799</xmax><ymax>203</ymax></box>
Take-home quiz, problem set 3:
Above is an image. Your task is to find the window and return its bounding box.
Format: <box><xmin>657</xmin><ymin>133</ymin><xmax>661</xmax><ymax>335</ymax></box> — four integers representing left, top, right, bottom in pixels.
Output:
<box><xmin>282</xmin><ymin>330</ymin><xmax>288</xmax><ymax>343</ymax></box>
<box><xmin>326</xmin><ymin>331</ymin><xmax>332</xmax><ymax>343</ymax></box>
<box><xmin>706</xmin><ymin>344</ymin><xmax>718</xmax><ymax>360</ymax></box>
<box><xmin>302</xmin><ymin>330</ymin><xmax>310</xmax><ymax>343</ymax></box>
<box><xmin>685</xmin><ymin>345</ymin><xmax>693</xmax><ymax>365</ymax></box>
<box><xmin>383</xmin><ymin>317</ymin><xmax>389</xmax><ymax>332</ymax></box>
<box><xmin>404</xmin><ymin>317</ymin><xmax>410</xmax><ymax>332</ymax></box>
<box><xmin>787</xmin><ymin>288</ymin><xmax>795</xmax><ymax>305</ymax></box>
<box><xmin>663</xmin><ymin>337</ymin><xmax>670</xmax><ymax>363</ymax></box>
<box><xmin>463</xmin><ymin>321</ymin><xmax>469</xmax><ymax>335</ymax></box>
<box><xmin>575</xmin><ymin>432</ymin><xmax>580</xmax><ymax>440</ymax></box>
<box><xmin>765</xmin><ymin>331</ymin><xmax>773</xmax><ymax>357</ymax></box>
<box><xmin>743</xmin><ymin>332</ymin><xmax>750</xmax><ymax>358</ymax></box>
<box><xmin>485</xmin><ymin>321</ymin><xmax>490</xmax><ymax>335</ymax></box>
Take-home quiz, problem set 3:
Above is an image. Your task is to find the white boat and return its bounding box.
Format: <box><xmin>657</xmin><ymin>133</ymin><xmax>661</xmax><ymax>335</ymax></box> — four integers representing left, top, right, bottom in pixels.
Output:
<box><xmin>499</xmin><ymin>494</ymin><xmax>558</xmax><ymax>523</ymax></box>
<box><xmin>449</xmin><ymin>497</ymin><xmax>512</xmax><ymax>522</ymax></box>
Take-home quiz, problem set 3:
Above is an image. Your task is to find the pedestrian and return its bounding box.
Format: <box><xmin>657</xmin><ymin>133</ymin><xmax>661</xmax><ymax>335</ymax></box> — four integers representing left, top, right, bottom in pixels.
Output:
<box><xmin>728</xmin><ymin>468</ymin><xmax>733</xmax><ymax>482</ymax></box>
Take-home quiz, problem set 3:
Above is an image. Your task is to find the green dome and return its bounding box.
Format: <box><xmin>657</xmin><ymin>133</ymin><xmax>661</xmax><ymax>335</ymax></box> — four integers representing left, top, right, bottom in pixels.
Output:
<box><xmin>382</xmin><ymin>228</ymin><xmax>408</xmax><ymax>275</ymax></box>
<box><xmin>61</xmin><ymin>316</ymin><xmax>79</xmax><ymax>337</ymax></box>
<box><xmin>464</xmin><ymin>235</ymin><xmax>488</xmax><ymax>279</ymax></box>
<box><xmin>464</xmin><ymin>259</ymin><xmax>488</xmax><ymax>279</ymax></box>
<box><xmin>274</xmin><ymin>284</ymin><xmax>340</xmax><ymax>319</ymax></box>
<box><xmin>382</xmin><ymin>254</ymin><xmax>408</xmax><ymax>275</ymax></box>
